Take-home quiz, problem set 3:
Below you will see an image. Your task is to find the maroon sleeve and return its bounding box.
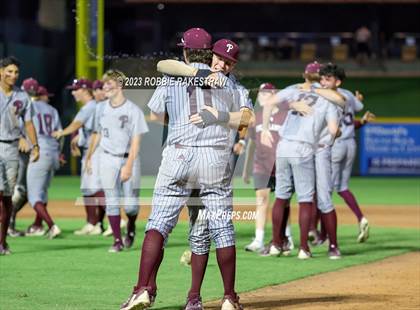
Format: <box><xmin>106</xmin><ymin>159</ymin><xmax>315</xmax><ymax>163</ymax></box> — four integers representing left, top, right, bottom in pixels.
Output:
<box><xmin>354</xmin><ymin>120</ymin><xmax>364</xmax><ymax>130</ymax></box>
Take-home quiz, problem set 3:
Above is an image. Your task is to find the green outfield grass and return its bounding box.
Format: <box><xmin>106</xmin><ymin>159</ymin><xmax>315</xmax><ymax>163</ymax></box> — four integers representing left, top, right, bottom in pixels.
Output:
<box><xmin>49</xmin><ymin>176</ymin><xmax>420</xmax><ymax>205</ymax></box>
<box><xmin>0</xmin><ymin>220</ymin><xmax>419</xmax><ymax>310</ymax></box>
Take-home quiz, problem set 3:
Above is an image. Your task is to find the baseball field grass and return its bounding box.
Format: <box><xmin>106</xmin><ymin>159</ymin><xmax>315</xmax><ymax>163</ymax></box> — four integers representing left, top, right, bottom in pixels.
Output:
<box><xmin>1</xmin><ymin>176</ymin><xmax>419</xmax><ymax>309</ymax></box>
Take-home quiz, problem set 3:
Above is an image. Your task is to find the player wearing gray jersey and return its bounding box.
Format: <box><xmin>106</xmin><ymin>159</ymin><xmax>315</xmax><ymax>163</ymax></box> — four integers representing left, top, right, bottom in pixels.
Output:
<box><xmin>52</xmin><ymin>79</ymin><xmax>104</xmax><ymax>236</ymax></box>
<box><xmin>121</xmin><ymin>29</ymin><xmax>253</xmax><ymax>310</ymax></box>
<box><xmin>26</xmin><ymin>87</ymin><xmax>63</xmax><ymax>239</ymax></box>
<box><xmin>9</xmin><ymin>78</ymin><xmax>43</xmax><ymax>237</ymax></box>
<box><xmin>320</xmin><ymin>64</ymin><xmax>374</xmax><ymax>243</ymax></box>
<box><xmin>0</xmin><ymin>56</ymin><xmax>39</xmax><ymax>255</ymax></box>
<box><xmin>261</xmin><ymin>63</ymin><xmax>341</xmax><ymax>260</ymax></box>
<box><xmin>86</xmin><ymin>70</ymin><xmax>148</xmax><ymax>253</ymax></box>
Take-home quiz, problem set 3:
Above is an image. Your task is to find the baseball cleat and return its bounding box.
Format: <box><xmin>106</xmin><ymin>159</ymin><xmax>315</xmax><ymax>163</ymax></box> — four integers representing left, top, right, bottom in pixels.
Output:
<box><xmin>46</xmin><ymin>225</ymin><xmax>61</xmax><ymax>239</ymax></box>
<box><xmin>124</xmin><ymin>232</ymin><xmax>136</xmax><ymax>249</ymax></box>
<box><xmin>328</xmin><ymin>245</ymin><xmax>342</xmax><ymax>260</ymax></box>
<box><xmin>108</xmin><ymin>242</ymin><xmax>124</xmax><ymax>253</ymax></box>
<box><xmin>259</xmin><ymin>242</ymin><xmax>281</xmax><ymax>257</ymax></box>
<box><xmin>357</xmin><ymin>217</ymin><xmax>369</xmax><ymax>243</ymax></box>
<box><xmin>183</xmin><ymin>295</ymin><xmax>203</xmax><ymax>310</ymax></box>
<box><xmin>74</xmin><ymin>223</ymin><xmax>96</xmax><ymax>235</ymax></box>
<box><xmin>25</xmin><ymin>225</ymin><xmax>46</xmax><ymax>237</ymax></box>
<box><xmin>180</xmin><ymin>249</ymin><xmax>192</xmax><ymax>266</ymax></box>
<box><xmin>0</xmin><ymin>243</ymin><xmax>12</xmax><ymax>255</ymax></box>
<box><xmin>88</xmin><ymin>223</ymin><xmax>102</xmax><ymax>235</ymax></box>
<box><xmin>221</xmin><ymin>294</ymin><xmax>243</xmax><ymax>310</ymax></box>
<box><xmin>244</xmin><ymin>239</ymin><xmax>264</xmax><ymax>253</ymax></box>
<box><xmin>120</xmin><ymin>288</ymin><xmax>151</xmax><ymax>310</ymax></box>
<box><xmin>7</xmin><ymin>227</ymin><xmax>25</xmax><ymax>237</ymax></box>
<box><xmin>297</xmin><ymin>248</ymin><xmax>312</xmax><ymax>260</ymax></box>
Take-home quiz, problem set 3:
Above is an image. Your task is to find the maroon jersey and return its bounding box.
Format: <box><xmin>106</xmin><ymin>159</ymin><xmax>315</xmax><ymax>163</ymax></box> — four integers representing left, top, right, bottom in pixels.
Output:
<box><xmin>249</xmin><ymin>109</ymin><xmax>287</xmax><ymax>176</ymax></box>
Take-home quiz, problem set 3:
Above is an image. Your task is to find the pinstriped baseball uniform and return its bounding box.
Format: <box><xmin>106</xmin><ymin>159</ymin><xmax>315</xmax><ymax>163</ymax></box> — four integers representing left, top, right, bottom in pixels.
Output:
<box><xmin>147</xmin><ymin>62</ymin><xmax>247</xmax><ymax>250</ymax></box>
<box><xmin>276</xmin><ymin>90</ymin><xmax>338</xmax><ymax>203</ymax></box>
<box><xmin>0</xmin><ymin>86</ymin><xmax>33</xmax><ymax>196</ymax></box>
<box><xmin>331</xmin><ymin>88</ymin><xmax>364</xmax><ymax>192</ymax></box>
<box><xmin>96</xmin><ymin>99</ymin><xmax>149</xmax><ymax>216</ymax></box>
<box><xmin>26</xmin><ymin>100</ymin><xmax>62</xmax><ymax>206</ymax></box>
<box><xmin>73</xmin><ymin>99</ymin><xmax>102</xmax><ymax>196</ymax></box>
<box><xmin>188</xmin><ymin>74</ymin><xmax>253</xmax><ymax>255</ymax></box>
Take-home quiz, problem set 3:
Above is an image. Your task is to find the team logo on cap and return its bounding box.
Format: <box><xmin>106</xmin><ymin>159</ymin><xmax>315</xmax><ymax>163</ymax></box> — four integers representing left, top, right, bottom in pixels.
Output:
<box><xmin>226</xmin><ymin>44</ymin><xmax>233</xmax><ymax>53</ymax></box>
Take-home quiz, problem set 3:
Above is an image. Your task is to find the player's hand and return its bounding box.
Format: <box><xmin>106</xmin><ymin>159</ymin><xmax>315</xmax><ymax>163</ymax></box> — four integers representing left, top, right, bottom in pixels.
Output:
<box><xmin>242</xmin><ymin>172</ymin><xmax>250</xmax><ymax>184</ymax></box>
<box><xmin>361</xmin><ymin>110</ymin><xmax>376</xmax><ymax>124</ymax></box>
<box><xmin>261</xmin><ymin>129</ymin><xmax>273</xmax><ymax>148</ymax></box>
<box><xmin>52</xmin><ymin>130</ymin><xmax>63</xmax><ymax>139</ymax></box>
<box><xmin>120</xmin><ymin>164</ymin><xmax>132</xmax><ymax>182</ymax></box>
<box><xmin>30</xmin><ymin>145</ymin><xmax>40</xmax><ymax>162</ymax></box>
<box><xmin>290</xmin><ymin>100</ymin><xmax>313</xmax><ymax>116</ymax></box>
<box><xmin>233</xmin><ymin>142</ymin><xmax>244</xmax><ymax>155</ymax></box>
<box><xmin>355</xmin><ymin>90</ymin><xmax>364</xmax><ymax>102</ymax></box>
<box><xmin>85</xmin><ymin>159</ymin><xmax>92</xmax><ymax>175</ymax></box>
<box><xmin>18</xmin><ymin>137</ymin><xmax>31</xmax><ymax>153</ymax></box>
<box><xmin>59</xmin><ymin>154</ymin><xmax>67</xmax><ymax>167</ymax></box>
<box><xmin>189</xmin><ymin>106</ymin><xmax>219</xmax><ymax>127</ymax></box>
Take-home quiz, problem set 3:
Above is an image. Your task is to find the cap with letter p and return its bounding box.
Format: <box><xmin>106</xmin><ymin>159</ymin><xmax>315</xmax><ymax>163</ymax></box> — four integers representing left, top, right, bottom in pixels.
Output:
<box><xmin>212</xmin><ymin>39</ymin><xmax>239</xmax><ymax>63</ymax></box>
<box><xmin>177</xmin><ymin>27</ymin><xmax>212</xmax><ymax>49</ymax></box>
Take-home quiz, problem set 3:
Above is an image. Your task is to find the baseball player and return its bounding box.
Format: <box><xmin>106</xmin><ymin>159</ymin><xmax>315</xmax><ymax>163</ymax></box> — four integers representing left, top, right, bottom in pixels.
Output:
<box><xmin>8</xmin><ymin>78</ymin><xmax>39</xmax><ymax>237</ymax></box>
<box><xmin>0</xmin><ymin>56</ymin><xmax>39</xmax><ymax>255</ymax></box>
<box><xmin>120</xmin><ymin>28</ymin><xmax>253</xmax><ymax>310</ymax></box>
<box><xmin>260</xmin><ymin>66</ymin><xmax>341</xmax><ymax>260</ymax></box>
<box><xmin>319</xmin><ymin>63</ymin><xmax>374</xmax><ymax>243</ymax></box>
<box><xmin>86</xmin><ymin>69</ymin><xmax>149</xmax><ymax>252</ymax></box>
<box><xmin>52</xmin><ymin>79</ymin><xmax>103</xmax><ymax>235</ymax></box>
<box><xmin>26</xmin><ymin>85</ymin><xmax>63</xmax><ymax>239</ymax></box>
<box><xmin>242</xmin><ymin>82</ymin><xmax>295</xmax><ymax>253</ymax></box>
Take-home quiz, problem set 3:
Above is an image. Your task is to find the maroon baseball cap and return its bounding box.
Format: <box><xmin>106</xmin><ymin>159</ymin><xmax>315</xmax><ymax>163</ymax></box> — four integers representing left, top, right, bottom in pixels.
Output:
<box><xmin>92</xmin><ymin>80</ymin><xmax>104</xmax><ymax>90</ymax></box>
<box><xmin>66</xmin><ymin>78</ymin><xmax>92</xmax><ymax>90</ymax></box>
<box><xmin>305</xmin><ymin>61</ymin><xmax>322</xmax><ymax>74</ymax></box>
<box><xmin>177</xmin><ymin>28</ymin><xmax>212</xmax><ymax>49</ymax></box>
<box><xmin>21</xmin><ymin>78</ymin><xmax>39</xmax><ymax>95</ymax></box>
<box><xmin>212</xmin><ymin>39</ymin><xmax>239</xmax><ymax>63</ymax></box>
<box><xmin>37</xmin><ymin>86</ymin><xmax>54</xmax><ymax>97</ymax></box>
<box><xmin>259</xmin><ymin>82</ymin><xmax>276</xmax><ymax>91</ymax></box>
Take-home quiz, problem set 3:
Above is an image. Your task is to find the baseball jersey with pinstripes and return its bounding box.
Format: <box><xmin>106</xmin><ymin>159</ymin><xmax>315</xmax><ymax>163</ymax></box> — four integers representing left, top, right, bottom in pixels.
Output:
<box><xmin>148</xmin><ymin>62</ymin><xmax>247</xmax><ymax>148</ymax></box>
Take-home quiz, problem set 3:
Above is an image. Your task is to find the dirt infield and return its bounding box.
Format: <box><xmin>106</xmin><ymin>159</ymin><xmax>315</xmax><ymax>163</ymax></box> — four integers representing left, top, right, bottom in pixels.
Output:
<box><xmin>16</xmin><ymin>201</ymin><xmax>419</xmax><ymax>309</ymax></box>
<box><xmin>17</xmin><ymin>201</ymin><xmax>420</xmax><ymax>228</ymax></box>
<box><xmin>205</xmin><ymin>252</ymin><xmax>420</xmax><ymax>309</ymax></box>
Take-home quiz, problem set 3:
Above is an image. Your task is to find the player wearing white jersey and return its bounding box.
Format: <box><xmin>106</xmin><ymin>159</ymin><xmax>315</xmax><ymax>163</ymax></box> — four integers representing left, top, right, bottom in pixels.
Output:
<box><xmin>319</xmin><ymin>64</ymin><xmax>375</xmax><ymax>243</ymax></box>
<box><xmin>120</xmin><ymin>28</ymin><xmax>253</xmax><ymax>310</ymax></box>
<box><xmin>86</xmin><ymin>70</ymin><xmax>149</xmax><ymax>253</ymax></box>
<box><xmin>26</xmin><ymin>86</ymin><xmax>63</xmax><ymax>239</ymax></box>
<box><xmin>52</xmin><ymin>79</ymin><xmax>104</xmax><ymax>236</ymax></box>
<box><xmin>0</xmin><ymin>56</ymin><xmax>39</xmax><ymax>255</ymax></box>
